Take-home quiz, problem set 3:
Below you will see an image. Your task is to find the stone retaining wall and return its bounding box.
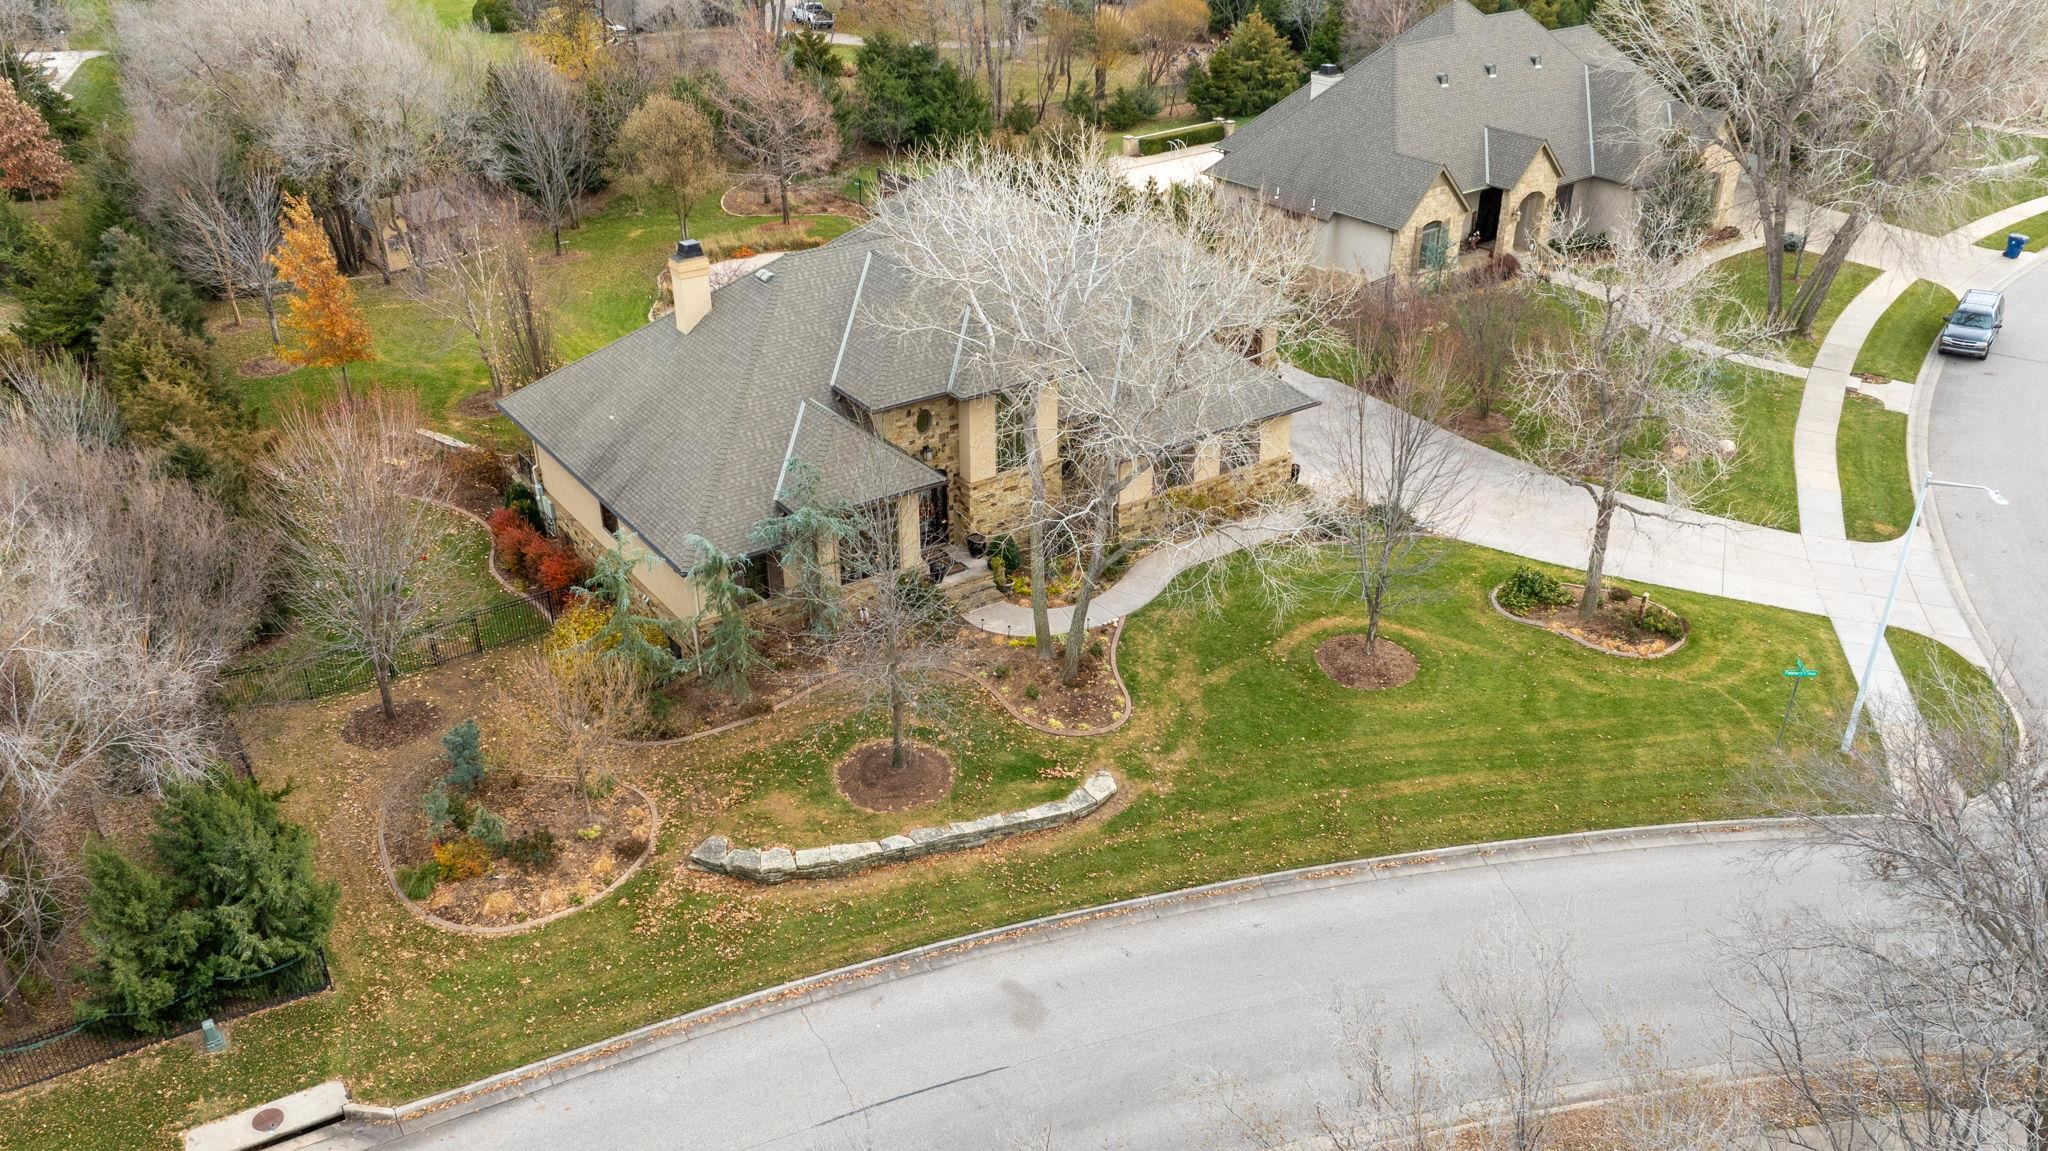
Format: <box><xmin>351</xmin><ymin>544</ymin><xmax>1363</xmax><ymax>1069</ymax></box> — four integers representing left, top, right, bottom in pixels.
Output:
<box><xmin>689</xmin><ymin>771</ymin><xmax>1118</xmax><ymax>883</ymax></box>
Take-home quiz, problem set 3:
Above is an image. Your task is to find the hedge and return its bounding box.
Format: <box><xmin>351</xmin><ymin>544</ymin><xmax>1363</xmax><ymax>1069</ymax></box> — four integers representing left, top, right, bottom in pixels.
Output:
<box><xmin>1137</xmin><ymin>121</ymin><xmax>1229</xmax><ymax>157</ymax></box>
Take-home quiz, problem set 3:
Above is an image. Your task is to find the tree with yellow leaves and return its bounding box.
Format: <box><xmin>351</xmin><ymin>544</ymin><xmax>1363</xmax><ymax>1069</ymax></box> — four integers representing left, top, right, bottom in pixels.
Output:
<box><xmin>532</xmin><ymin>5</ymin><xmax>607</xmax><ymax>81</ymax></box>
<box><xmin>272</xmin><ymin>191</ymin><xmax>373</xmax><ymax>391</ymax></box>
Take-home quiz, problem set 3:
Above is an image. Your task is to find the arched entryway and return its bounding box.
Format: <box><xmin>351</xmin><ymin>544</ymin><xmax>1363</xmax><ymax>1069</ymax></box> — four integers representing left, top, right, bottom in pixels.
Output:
<box><xmin>1513</xmin><ymin>191</ymin><xmax>1548</xmax><ymax>252</ymax></box>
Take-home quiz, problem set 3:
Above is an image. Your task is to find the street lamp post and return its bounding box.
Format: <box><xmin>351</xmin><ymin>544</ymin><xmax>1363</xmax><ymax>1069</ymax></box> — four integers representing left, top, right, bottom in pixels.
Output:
<box><xmin>1840</xmin><ymin>471</ymin><xmax>2007</xmax><ymax>753</ymax></box>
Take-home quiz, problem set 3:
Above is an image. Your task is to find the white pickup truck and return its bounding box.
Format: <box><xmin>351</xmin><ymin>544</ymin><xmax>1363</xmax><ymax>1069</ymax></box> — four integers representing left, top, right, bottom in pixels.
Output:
<box><xmin>787</xmin><ymin>1</ymin><xmax>834</xmax><ymax>29</ymax></box>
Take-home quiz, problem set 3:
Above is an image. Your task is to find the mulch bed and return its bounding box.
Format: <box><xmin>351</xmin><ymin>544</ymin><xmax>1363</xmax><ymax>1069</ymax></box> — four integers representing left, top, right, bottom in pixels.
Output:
<box><xmin>238</xmin><ymin>356</ymin><xmax>293</xmax><ymax>378</ymax></box>
<box><xmin>386</xmin><ymin>770</ymin><xmax>653</xmax><ymax>929</ymax></box>
<box><xmin>341</xmin><ymin>698</ymin><xmax>444</xmax><ymax>750</ymax></box>
<box><xmin>634</xmin><ymin>632</ymin><xmax>831</xmax><ymax>741</ymax></box>
<box><xmin>834</xmin><ymin>740</ymin><xmax>955</xmax><ymax>812</ymax></box>
<box><xmin>1499</xmin><ymin>584</ymin><xmax>1688</xmax><ymax>658</ymax></box>
<box><xmin>1315</xmin><ymin>633</ymin><xmax>1420</xmax><ymax>690</ymax></box>
<box><xmin>954</xmin><ymin>627</ymin><xmax>1127</xmax><ymax>732</ymax></box>
<box><xmin>720</xmin><ymin>178</ymin><xmax>864</xmax><ymax>219</ymax></box>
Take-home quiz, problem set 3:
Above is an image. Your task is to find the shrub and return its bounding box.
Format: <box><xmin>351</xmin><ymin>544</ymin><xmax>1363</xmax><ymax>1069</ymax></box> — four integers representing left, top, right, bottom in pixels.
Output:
<box><xmin>433</xmin><ymin>838</ymin><xmax>491</xmax><ymax>882</ymax></box>
<box><xmin>611</xmin><ymin>835</ymin><xmax>648</xmax><ymax>861</ymax></box>
<box><xmin>396</xmin><ymin>861</ymin><xmax>440</xmax><ymax>900</ymax></box>
<box><xmin>729</xmin><ymin>244</ymin><xmax>758</xmax><ymax>259</ymax></box>
<box><xmin>472</xmin><ymin>0</ymin><xmax>517</xmax><ymax>31</ymax></box>
<box><xmin>1000</xmin><ymin>102</ymin><xmax>1038</xmax><ymax>135</ymax></box>
<box><xmin>584</xmin><ymin>774</ymin><xmax>617</xmax><ymax>801</ymax></box>
<box><xmin>1497</xmin><ymin>566</ymin><xmax>1572</xmax><ymax>615</ymax></box>
<box><xmin>1099</xmin><ymin>86</ymin><xmax>1162</xmax><ymax>132</ymax></box>
<box><xmin>500</xmin><ymin>830</ymin><xmax>558</xmax><ymax>870</ymax></box>
<box><xmin>447</xmin><ymin>447</ymin><xmax>510</xmax><ymax>495</ymax></box>
<box><xmin>1088</xmin><ymin>637</ymin><xmax>1106</xmax><ymax>659</ymax></box>
<box><xmin>535</xmin><ymin>545</ymin><xmax>591</xmax><ymax>593</ymax></box>
<box><xmin>78</xmin><ymin>772</ymin><xmax>338</xmax><ymax>1034</ymax></box>
<box><xmin>468</xmin><ymin>807</ymin><xmax>508</xmax><ymax>850</ymax></box>
<box><xmin>440</xmin><ymin>720</ymin><xmax>486</xmax><ymax>791</ymax></box>
<box><xmin>505</xmin><ymin>482</ymin><xmax>544</xmax><ymax>530</ymax></box>
<box><xmin>576</xmin><ymin>824</ymin><xmax>604</xmax><ymax>841</ymax></box>
<box><xmin>1061</xmin><ymin>87</ymin><xmax>1098</xmax><ymax>126</ymax></box>
<box><xmin>987</xmin><ymin>534</ymin><xmax>1022</xmax><ymax>575</ymax></box>
<box><xmin>1640</xmin><ymin>603</ymin><xmax>1687</xmax><ymax>639</ymax></box>
<box><xmin>989</xmin><ymin>555</ymin><xmax>1008</xmax><ymax>586</ymax></box>
<box><xmin>1136</xmin><ymin>120</ymin><xmax>1227</xmax><ymax>156</ymax></box>
<box><xmin>1024</xmin><ymin>683</ymin><xmax>1040</xmax><ymax>701</ymax></box>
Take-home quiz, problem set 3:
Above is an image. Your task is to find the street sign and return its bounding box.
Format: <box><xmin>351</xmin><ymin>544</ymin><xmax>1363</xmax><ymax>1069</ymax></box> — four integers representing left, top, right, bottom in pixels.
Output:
<box><xmin>1777</xmin><ymin>658</ymin><xmax>1817</xmax><ymax>747</ymax></box>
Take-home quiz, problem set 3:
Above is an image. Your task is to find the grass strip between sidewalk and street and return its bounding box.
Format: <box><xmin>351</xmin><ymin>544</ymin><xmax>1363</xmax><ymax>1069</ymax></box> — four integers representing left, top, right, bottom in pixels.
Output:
<box><xmin>1851</xmin><ymin>279</ymin><xmax>1957</xmax><ymax>384</ymax></box>
<box><xmin>1836</xmin><ymin>392</ymin><xmax>1915</xmax><ymax>542</ymax></box>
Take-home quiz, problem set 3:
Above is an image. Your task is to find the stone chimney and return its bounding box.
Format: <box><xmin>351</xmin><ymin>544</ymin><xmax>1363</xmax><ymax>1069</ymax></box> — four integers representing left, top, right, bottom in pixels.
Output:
<box><xmin>1309</xmin><ymin>62</ymin><xmax>1343</xmax><ymax>99</ymax></box>
<box><xmin>669</xmin><ymin>238</ymin><xmax>711</xmax><ymax>335</ymax></box>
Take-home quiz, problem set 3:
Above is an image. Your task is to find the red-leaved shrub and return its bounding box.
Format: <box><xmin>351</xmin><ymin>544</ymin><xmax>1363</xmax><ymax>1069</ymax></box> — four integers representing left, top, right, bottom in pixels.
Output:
<box><xmin>535</xmin><ymin>544</ymin><xmax>590</xmax><ymax>592</ymax></box>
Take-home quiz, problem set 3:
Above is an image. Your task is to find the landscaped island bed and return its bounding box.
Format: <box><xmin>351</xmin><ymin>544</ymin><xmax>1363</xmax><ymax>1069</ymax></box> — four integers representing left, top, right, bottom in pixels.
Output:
<box><xmin>0</xmin><ymin>542</ymin><xmax>1859</xmax><ymax>1151</ymax></box>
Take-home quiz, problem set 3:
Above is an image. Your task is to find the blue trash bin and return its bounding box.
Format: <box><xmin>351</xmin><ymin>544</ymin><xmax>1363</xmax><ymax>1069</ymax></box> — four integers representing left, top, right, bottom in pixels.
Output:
<box><xmin>2006</xmin><ymin>233</ymin><xmax>2030</xmax><ymax>258</ymax></box>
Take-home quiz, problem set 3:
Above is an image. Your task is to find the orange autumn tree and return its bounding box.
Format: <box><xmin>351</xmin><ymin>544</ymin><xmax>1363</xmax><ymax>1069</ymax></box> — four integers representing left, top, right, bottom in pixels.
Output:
<box><xmin>0</xmin><ymin>81</ymin><xmax>69</xmax><ymax>199</ymax></box>
<box><xmin>273</xmin><ymin>191</ymin><xmax>373</xmax><ymax>389</ymax></box>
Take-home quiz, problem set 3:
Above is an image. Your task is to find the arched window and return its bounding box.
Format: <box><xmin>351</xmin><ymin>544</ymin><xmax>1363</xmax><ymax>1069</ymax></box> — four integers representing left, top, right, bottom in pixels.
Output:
<box><xmin>1417</xmin><ymin>220</ymin><xmax>1449</xmax><ymax>271</ymax></box>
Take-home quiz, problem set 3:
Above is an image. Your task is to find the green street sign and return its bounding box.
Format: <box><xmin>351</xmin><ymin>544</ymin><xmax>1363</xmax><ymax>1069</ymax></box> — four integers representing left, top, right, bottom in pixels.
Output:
<box><xmin>1782</xmin><ymin>658</ymin><xmax>1818</xmax><ymax>679</ymax></box>
<box><xmin>1776</xmin><ymin>658</ymin><xmax>1816</xmax><ymax>748</ymax></box>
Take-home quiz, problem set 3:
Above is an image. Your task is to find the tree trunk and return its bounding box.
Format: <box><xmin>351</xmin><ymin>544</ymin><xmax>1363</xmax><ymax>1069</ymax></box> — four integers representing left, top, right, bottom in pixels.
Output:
<box><xmin>375</xmin><ymin>659</ymin><xmax>397</xmax><ymax>720</ymax></box>
<box><xmin>1028</xmin><ymin>519</ymin><xmax>1053</xmax><ymax>655</ymax></box>
<box><xmin>1790</xmin><ymin>211</ymin><xmax>1867</xmax><ymax>336</ymax></box>
<box><xmin>780</xmin><ymin>177</ymin><xmax>794</xmax><ymax>225</ymax></box>
<box><xmin>260</xmin><ymin>279</ymin><xmax>281</xmax><ymax>344</ymax></box>
<box><xmin>552</xmin><ymin>223</ymin><xmax>564</xmax><ymax>255</ymax></box>
<box><xmin>890</xmin><ymin>674</ymin><xmax>907</xmax><ymax>772</ymax></box>
<box><xmin>338</xmin><ymin>361</ymin><xmax>353</xmax><ymax>398</ymax></box>
<box><xmin>1579</xmin><ymin>487</ymin><xmax>1619</xmax><ymax>620</ymax></box>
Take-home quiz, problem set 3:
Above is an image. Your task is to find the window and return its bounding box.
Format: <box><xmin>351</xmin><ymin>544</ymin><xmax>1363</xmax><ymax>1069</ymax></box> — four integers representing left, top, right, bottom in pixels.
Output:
<box><xmin>600</xmin><ymin>503</ymin><xmax>619</xmax><ymax>534</ymax></box>
<box><xmin>1220</xmin><ymin>426</ymin><xmax>1260</xmax><ymax>473</ymax></box>
<box><xmin>1157</xmin><ymin>444</ymin><xmax>1200</xmax><ymax>490</ymax></box>
<box><xmin>736</xmin><ymin>554</ymin><xmax>772</xmax><ymax>599</ymax></box>
<box><xmin>1417</xmin><ymin>220</ymin><xmax>1449</xmax><ymax>271</ymax></box>
<box><xmin>995</xmin><ymin>394</ymin><xmax>1032</xmax><ymax>471</ymax></box>
<box><xmin>914</xmin><ymin>407</ymin><xmax>934</xmax><ymax>434</ymax></box>
<box><xmin>837</xmin><ymin>517</ymin><xmax>886</xmax><ymax>585</ymax></box>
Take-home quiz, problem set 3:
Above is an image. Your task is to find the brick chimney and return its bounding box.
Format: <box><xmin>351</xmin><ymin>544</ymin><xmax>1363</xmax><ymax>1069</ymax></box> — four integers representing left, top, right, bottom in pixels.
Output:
<box><xmin>669</xmin><ymin>239</ymin><xmax>711</xmax><ymax>334</ymax></box>
<box><xmin>1309</xmin><ymin>62</ymin><xmax>1343</xmax><ymax>99</ymax></box>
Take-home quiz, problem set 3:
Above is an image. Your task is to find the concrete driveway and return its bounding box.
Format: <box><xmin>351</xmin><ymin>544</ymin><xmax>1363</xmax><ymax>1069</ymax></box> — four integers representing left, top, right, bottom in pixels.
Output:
<box><xmin>1926</xmin><ymin>256</ymin><xmax>2048</xmax><ymax>708</ymax></box>
<box><xmin>362</xmin><ymin>829</ymin><xmax>1880</xmax><ymax>1151</ymax></box>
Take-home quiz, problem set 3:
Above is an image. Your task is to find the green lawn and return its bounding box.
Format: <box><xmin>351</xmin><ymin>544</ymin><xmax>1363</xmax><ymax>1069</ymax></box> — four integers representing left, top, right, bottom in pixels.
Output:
<box><xmin>0</xmin><ymin>542</ymin><xmax>1860</xmax><ymax>1150</ymax></box>
<box><xmin>1708</xmin><ymin>249</ymin><xmax>1883</xmax><ymax>367</ymax></box>
<box><xmin>1852</xmin><ymin>279</ymin><xmax>1957</xmax><ymax>384</ymax></box>
<box><xmin>1894</xmin><ymin>133</ymin><xmax>2048</xmax><ymax>234</ymax></box>
<box><xmin>1837</xmin><ymin>392</ymin><xmax>1914</xmax><ymax>542</ymax></box>
<box><xmin>1886</xmin><ymin>627</ymin><xmax>2006</xmax><ymax>728</ymax></box>
<box><xmin>219</xmin><ymin>187</ymin><xmax>858</xmax><ymax>449</ymax></box>
<box><xmin>1697</xmin><ymin>365</ymin><xmax>1803</xmax><ymax>530</ymax></box>
<box><xmin>1978</xmin><ymin>209</ymin><xmax>2048</xmax><ymax>252</ymax></box>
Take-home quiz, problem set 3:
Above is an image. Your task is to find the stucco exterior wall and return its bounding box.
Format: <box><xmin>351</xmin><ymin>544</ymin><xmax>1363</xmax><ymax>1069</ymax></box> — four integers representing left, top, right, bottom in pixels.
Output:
<box><xmin>1701</xmin><ymin>141</ymin><xmax>1742</xmax><ymax>228</ymax></box>
<box><xmin>534</xmin><ymin>446</ymin><xmax>705</xmax><ymax>622</ymax></box>
<box><xmin>1568</xmin><ymin>177</ymin><xmax>1638</xmax><ymax>239</ymax></box>
<box><xmin>1319</xmin><ymin>214</ymin><xmax>1396</xmax><ymax>279</ymax></box>
<box><xmin>1260</xmin><ymin>412</ymin><xmax>1292</xmax><ymax>461</ymax></box>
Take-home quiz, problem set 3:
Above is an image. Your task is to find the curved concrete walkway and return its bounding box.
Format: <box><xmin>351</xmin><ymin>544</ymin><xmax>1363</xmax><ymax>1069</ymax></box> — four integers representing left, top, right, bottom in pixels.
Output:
<box><xmin>321</xmin><ymin>824</ymin><xmax>1883</xmax><ymax>1151</ymax></box>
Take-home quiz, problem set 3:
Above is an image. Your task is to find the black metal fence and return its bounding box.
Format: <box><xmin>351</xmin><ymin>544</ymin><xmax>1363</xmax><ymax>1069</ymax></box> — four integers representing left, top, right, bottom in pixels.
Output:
<box><xmin>0</xmin><ymin>951</ymin><xmax>331</xmax><ymax>1095</ymax></box>
<box><xmin>217</xmin><ymin>591</ymin><xmax>562</xmax><ymax>709</ymax></box>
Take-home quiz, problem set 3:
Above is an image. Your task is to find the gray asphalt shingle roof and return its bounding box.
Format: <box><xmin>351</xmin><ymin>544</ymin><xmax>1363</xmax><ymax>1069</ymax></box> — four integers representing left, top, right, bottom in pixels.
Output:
<box><xmin>501</xmin><ymin>227</ymin><xmax>1315</xmax><ymax>570</ymax></box>
<box><xmin>1211</xmin><ymin>1</ymin><xmax>1691</xmax><ymax>230</ymax></box>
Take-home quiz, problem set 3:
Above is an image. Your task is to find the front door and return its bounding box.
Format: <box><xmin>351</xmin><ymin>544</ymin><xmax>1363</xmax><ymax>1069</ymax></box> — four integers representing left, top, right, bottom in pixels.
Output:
<box><xmin>1472</xmin><ymin>187</ymin><xmax>1504</xmax><ymax>247</ymax></box>
<box><xmin>920</xmin><ymin>478</ymin><xmax>950</xmax><ymax>548</ymax></box>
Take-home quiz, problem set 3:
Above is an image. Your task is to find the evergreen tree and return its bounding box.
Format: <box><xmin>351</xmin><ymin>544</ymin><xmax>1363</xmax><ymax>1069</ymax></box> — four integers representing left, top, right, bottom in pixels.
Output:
<box><xmin>96</xmin><ymin>291</ymin><xmax>262</xmax><ymax>498</ymax></box>
<box><xmin>1185</xmin><ymin>12</ymin><xmax>1303</xmax><ymax>119</ymax></box>
<box><xmin>1257</xmin><ymin>0</ymin><xmax>1312</xmax><ymax>50</ymax></box>
<box><xmin>80</xmin><ymin>772</ymin><xmax>338</xmax><ymax>1034</ymax></box>
<box><xmin>11</xmin><ymin>227</ymin><xmax>101</xmax><ymax>351</ymax></box>
<box><xmin>97</xmin><ymin>227</ymin><xmax>207</xmax><ymax>337</ymax></box>
<box><xmin>786</xmin><ymin>28</ymin><xmax>844</xmax><ymax>79</ymax></box>
<box><xmin>1303</xmin><ymin>0</ymin><xmax>1348</xmax><ymax>69</ymax></box>
<box><xmin>581</xmin><ymin>531</ymin><xmax>683</xmax><ymax>679</ymax></box>
<box><xmin>439</xmin><ymin>719</ymin><xmax>487</xmax><ymax>790</ymax></box>
<box><xmin>1518</xmin><ymin>0</ymin><xmax>1595</xmax><ymax>27</ymax></box>
<box><xmin>849</xmin><ymin>33</ymin><xmax>992</xmax><ymax>152</ymax></box>
<box><xmin>681</xmin><ymin>536</ymin><xmax>766</xmax><ymax>701</ymax></box>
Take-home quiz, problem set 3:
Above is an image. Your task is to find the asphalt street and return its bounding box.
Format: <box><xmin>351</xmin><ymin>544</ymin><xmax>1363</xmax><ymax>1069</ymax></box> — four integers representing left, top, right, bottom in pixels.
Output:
<box><xmin>376</xmin><ymin>834</ymin><xmax>1881</xmax><ymax>1151</ymax></box>
<box><xmin>1927</xmin><ymin>257</ymin><xmax>2048</xmax><ymax>709</ymax></box>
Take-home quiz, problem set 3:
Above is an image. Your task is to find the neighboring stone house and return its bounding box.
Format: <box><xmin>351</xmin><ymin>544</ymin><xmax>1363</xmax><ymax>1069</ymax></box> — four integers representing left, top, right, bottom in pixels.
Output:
<box><xmin>1209</xmin><ymin>1</ymin><xmax>1739</xmax><ymax>280</ymax></box>
<box><xmin>497</xmin><ymin>230</ymin><xmax>1314</xmax><ymax>624</ymax></box>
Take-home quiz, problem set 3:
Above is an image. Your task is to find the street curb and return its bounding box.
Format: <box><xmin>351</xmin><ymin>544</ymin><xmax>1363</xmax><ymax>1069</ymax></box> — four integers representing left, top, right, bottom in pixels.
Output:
<box><xmin>312</xmin><ymin>818</ymin><xmax>1809</xmax><ymax>1144</ymax></box>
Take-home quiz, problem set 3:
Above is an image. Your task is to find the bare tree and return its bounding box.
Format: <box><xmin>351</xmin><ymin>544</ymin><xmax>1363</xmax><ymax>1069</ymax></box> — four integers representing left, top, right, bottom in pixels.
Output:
<box><xmin>1734</xmin><ymin>682</ymin><xmax>2048</xmax><ymax>1151</ymax></box>
<box><xmin>265</xmin><ymin>390</ymin><xmax>447</xmax><ymax>722</ymax></box>
<box><xmin>1446</xmin><ymin>283</ymin><xmax>1540</xmax><ymax>424</ymax></box>
<box><xmin>403</xmin><ymin>186</ymin><xmax>557</xmax><ymax>396</ymax></box>
<box><xmin>813</xmin><ymin>497</ymin><xmax>956</xmax><ymax>776</ymax></box>
<box><xmin>1601</xmin><ymin>0</ymin><xmax>2048</xmax><ymax>336</ymax></box>
<box><xmin>868</xmin><ymin>137</ymin><xmax>1340</xmax><ymax>683</ymax></box>
<box><xmin>1344</xmin><ymin>0</ymin><xmax>1440</xmax><ymax>59</ymax></box>
<box><xmin>523</xmin><ymin>647</ymin><xmax>646</xmax><ymax>818</ymax></box>
<box><xmin>708</xmin><ymin>38</ymin><xmax>841</xmax><ymax>225</ymax></box>
<box><xmin>480</xmin><ymin>55</ymin><xmax>597</xmax><ymax>255</ymax></box>
<box><xmin>1512</xmin><ymin>213</ymin><xmax>1749</xmax><ymax>619</ymax></box>
<box><xmin>0</xmin><ymin>351</ymin><xmax>120</xmax><ymax>445</ymax></box>
<box><xmin>1310</xmin><ymin>329</ymin><xmax>1468</xmax><ymax>654</ymax></box>
<box><xmin>133</xmin><ymin>116</ymin><xmax>286</xmax><ymax>341</ymax></box>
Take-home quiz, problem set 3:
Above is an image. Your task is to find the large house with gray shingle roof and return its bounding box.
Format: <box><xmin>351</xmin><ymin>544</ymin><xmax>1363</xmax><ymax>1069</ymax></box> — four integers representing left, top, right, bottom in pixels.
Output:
<box><xmin>497</xmin><ymin>231</ymin><xmax>1312</xmax><ymax>624</ymax></box>
<box><xmin>1209</xmin><ymin>1</ymin><xmax>1737</xmax><ymax>280</ymax></box>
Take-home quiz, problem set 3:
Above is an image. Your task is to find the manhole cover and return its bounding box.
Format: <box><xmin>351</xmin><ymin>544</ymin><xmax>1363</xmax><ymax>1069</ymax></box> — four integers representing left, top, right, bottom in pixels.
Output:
<box><xmin>251</xmin><ymin>1108</ymin><xmax>285</xmax><ymax>1133</ymax></box>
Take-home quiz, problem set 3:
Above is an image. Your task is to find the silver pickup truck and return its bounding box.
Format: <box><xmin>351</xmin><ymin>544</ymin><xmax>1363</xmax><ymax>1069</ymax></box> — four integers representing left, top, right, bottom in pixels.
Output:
<box><xmin>787</xmin><ymin>1</ymin><xmax>834</xmax><ymax>29</ymax></box>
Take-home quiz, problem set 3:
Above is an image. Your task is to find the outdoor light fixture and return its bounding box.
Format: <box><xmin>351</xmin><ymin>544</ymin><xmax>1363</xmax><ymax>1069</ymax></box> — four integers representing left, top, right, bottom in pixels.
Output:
<box><xmin>1840</xmin><ymin>472</ymin><xmax>2010</xmax><ymax>752</ymax></box>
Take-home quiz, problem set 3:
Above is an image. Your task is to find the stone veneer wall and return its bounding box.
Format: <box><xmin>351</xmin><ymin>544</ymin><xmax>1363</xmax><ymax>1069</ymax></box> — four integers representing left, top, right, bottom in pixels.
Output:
<box><xmin>1118</xmin><ymin>457</ymin><xmax>1294</xmax><ymax>540</ymax></box>
<box><xmin>874</xmin><ymin>398</ymin><xmax>968</xmax><ymax>545</ymax></box>
<box><xmin>690</xmin><ymin>772</ymin><xmax>1117</xmax><ymax>883</ymax></box>
<box><xmin>961</xmin><ymin>465</ymin><xmax>1061</xmax><ymax>542</ymax></box>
